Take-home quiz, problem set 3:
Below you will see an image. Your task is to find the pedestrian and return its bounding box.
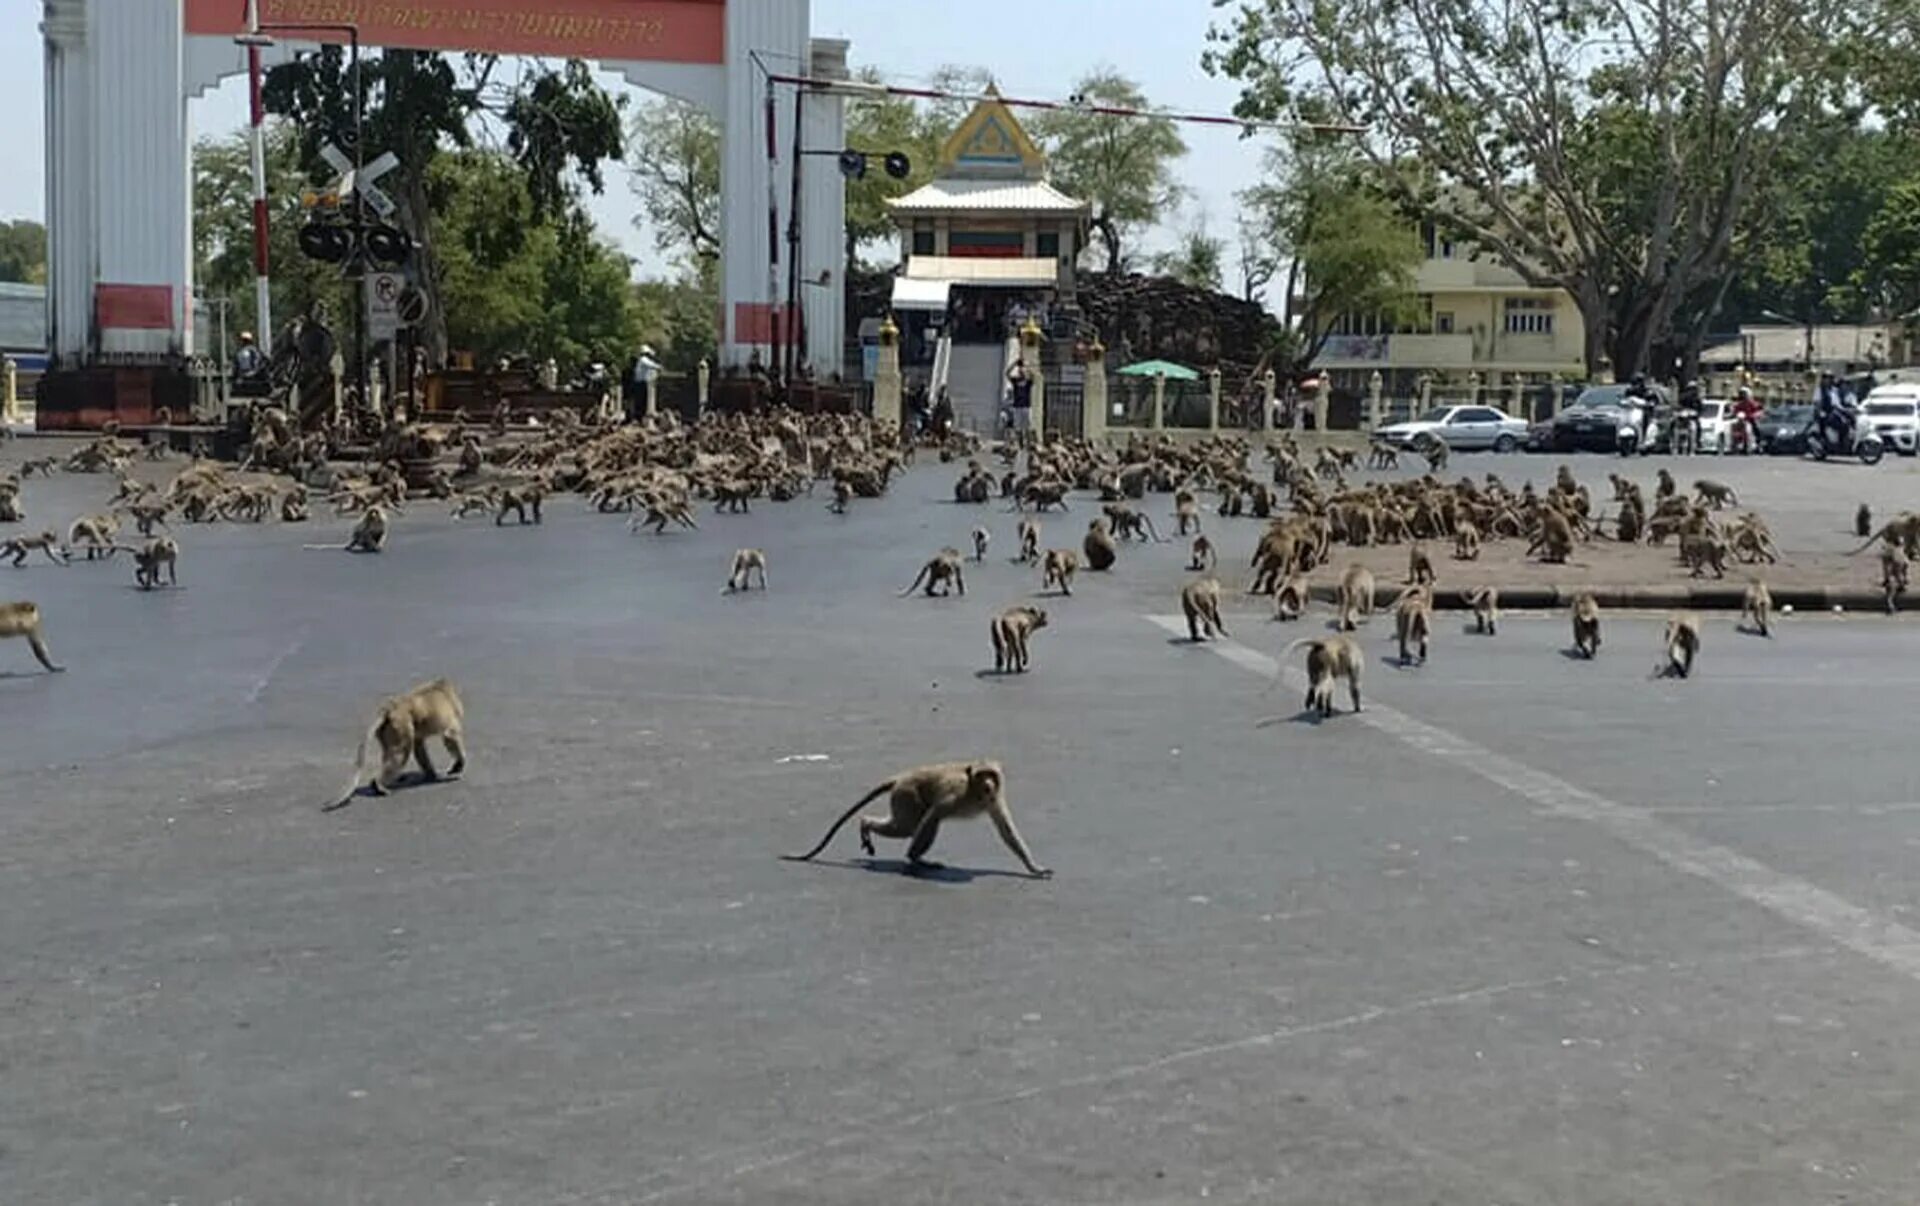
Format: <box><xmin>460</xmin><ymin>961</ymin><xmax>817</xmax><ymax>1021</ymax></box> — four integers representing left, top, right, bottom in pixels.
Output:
<box><xmin>1006</xmin><ymin>357</ymin><xmax>1034</xmax><ymax>439</ymax></box>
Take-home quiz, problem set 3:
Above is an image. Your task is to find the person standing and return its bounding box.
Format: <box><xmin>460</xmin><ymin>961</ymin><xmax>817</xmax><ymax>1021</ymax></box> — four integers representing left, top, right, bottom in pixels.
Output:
<box><xmin>627</xmin><ymin>345</ymin><xmax>661</xmax><ymax>422</ymax></box>
<box><xmin>1006</xmin><ymin>357</ymin><xmax>1034</xmax><ymax>438</ymax></box>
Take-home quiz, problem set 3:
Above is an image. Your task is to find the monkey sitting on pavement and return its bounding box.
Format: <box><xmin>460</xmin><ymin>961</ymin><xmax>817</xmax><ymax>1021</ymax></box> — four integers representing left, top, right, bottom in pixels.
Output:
<box><xmin>326</xmin><ymin>678</ymin><xmax>467</xmax><ymax>811</ymax></box>
<box><xmin>724</xmin><ymin>548</ymin><xmax>769</xmax><ymax>593</ymax></box>
<box><xmin>1083</xmin><ymin>517</ymin><xmax>1118</xmax><ymax>570</ymax></box>
<box><xmin>1181</xmin><ymin>576</ymin><xmax>1230</xmax><ymax>642</ymax></box>
<box><xmin>989</xmin><ymin>605</ymin><xmax>1048</xmax><ymax>673</ymax></box>
<box><xmin>304</xmin><ymin>506</ymin><xmax>389</xmax><ymax>553</ymax></box>
<box><xmin>1406</xmin><ymin>540</ymin><xmax>1436</xmax><ymax>585</ymax></box>
<box><xmin>1188</xmin><ymin>533</ymin><xmax>1217</xmax><ymax>572</ymax></box>
<box><xmin>900</xmin><ymin>549</ymin><xmax>965</xmax><ymax>597</ymax></box>
<box><xmin>0</xmin><ymin>600</ymin><xmax>64</xmax><ymax>672</ymax></box>
<box><xmin>781</xmin><ymin>760</ymin><xmax>1051</xmax><ymax>878</ymax></box>
<box><xmin>1857</xmin><ymin>502</ymin><xmax>1873</xmax><ymax>538</ymax></box>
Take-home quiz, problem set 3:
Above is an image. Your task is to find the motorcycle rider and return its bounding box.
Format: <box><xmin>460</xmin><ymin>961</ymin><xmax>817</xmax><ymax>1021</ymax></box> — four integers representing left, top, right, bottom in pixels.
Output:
<box><xmin>1816</xmin><ymin>373</ymin><xmax>1857</xmax><ymax>451</ymax></box>
<box><xmin>1675</xmin><ymin>379</ymin><xmax>1704</xmax><ymax>455</ymax></box>
<box><xmin>1619</xmin><ymin>373</ymin><xmax>1657</xmax><ymax>455</ymax></box>
<box><xmin>1730</xmin><ymin>386</ymin><xmax>1764</xmax><ymax>453</ymax></box>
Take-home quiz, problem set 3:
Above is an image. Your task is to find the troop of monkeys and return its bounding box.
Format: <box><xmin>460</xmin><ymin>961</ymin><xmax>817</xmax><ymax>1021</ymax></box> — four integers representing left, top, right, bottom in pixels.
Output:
<box><xmin>0</xmin><ymin>414</ymin><xmax>1908</xmax><ymax>881</ymax></box>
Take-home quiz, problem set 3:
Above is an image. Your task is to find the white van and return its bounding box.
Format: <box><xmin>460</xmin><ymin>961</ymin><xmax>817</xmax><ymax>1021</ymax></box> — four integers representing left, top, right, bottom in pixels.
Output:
<box><xmin>1862</xmin><ymin>383</ymin><xmax>1920</xmax><ymax>457</ymax></box>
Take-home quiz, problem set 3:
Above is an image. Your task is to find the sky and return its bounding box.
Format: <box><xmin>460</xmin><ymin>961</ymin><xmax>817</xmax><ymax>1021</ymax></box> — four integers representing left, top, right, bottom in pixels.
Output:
<box><xmin>0</xmin><ymin>0</ymin><xmax>1268</xmax><ymax>283</ymax></box>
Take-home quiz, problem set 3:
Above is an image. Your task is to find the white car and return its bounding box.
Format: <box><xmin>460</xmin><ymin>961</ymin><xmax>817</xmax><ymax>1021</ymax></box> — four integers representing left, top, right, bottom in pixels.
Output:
<box><xmin>1694</xmin><ymin>399</ymin><xmax>1732</xmax><ymax>453</ymax></box>
<box><xmin>1862</xmin><ymin>384</ymin><xmax>1920</xmax><ymax>456</ymax></box>
<box><xmin>1375</xmin><ymin>405</ymin><xmax>1530</xmax><ymax>453</ymax></box>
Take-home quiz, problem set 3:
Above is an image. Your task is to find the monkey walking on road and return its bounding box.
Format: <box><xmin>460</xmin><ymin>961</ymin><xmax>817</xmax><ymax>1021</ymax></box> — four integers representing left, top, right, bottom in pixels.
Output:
<box><xmin>899</xmin><ymin>549</ymin><xmax>965</xmax><ymax>597</ymax></box>
<box><xmin>1181</xmin><ymin>577</ymin><xmax>1230</xmax><ymax>642</ymax></box>
<box><xmin>782</xmin><ymin>760</ymin><xmax>1052</xmax><ymax>878</ymax></box>
<box><xmin>326</xmin><ymin>678</ymin><xmax>467</xmax><ymax>811</ymax></box>
<box><xmin>989</xmin><ymin>605</ymin><xmax>1048</xmax><ymax>673</ymax></box>
<box><xmin>1740</xmin><ymin>580</ymin><xmax>1773</xmax><ymax>637</ymax></box>
<box><xmin>0</xmin><ymin>601</ymin><xmax>64</xmax><ymax>672</ymax></box>
<box><xmin>1270</xmin><ymin>636</ymin><xmax>1364</xmax><ymax>718</ymax></box>
<box><xmin>723</xmin><ymin>548</ymin><xmax>768</xmax><ymax>593</ymax></box>
<box><xmin>1655</xmin><ymin>613</ymin><xmax>1703</xmax><ymax>679</ymax></box>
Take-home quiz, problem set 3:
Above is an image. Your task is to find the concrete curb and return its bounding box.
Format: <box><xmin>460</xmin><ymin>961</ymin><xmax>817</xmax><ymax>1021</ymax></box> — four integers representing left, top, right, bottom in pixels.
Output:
<box><xmin>1298</xmin><ymin>584</ymin><xmax>1892</xmax><ymax>612</ymax></box>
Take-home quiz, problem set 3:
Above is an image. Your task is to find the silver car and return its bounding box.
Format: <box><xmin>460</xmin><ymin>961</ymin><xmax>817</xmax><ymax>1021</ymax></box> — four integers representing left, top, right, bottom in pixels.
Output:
<box><xmin>1376</xmin><ymin>405</ymin><xmax>1531</xmax><ymax>453</ymax></box>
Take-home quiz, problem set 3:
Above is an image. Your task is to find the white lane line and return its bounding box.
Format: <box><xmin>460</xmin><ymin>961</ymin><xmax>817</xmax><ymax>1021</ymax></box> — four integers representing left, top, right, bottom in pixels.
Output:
<box><xmin>1147</xmin><ymin>615</ymin><xmax>1920</xmax><ymax>983</ymax></box>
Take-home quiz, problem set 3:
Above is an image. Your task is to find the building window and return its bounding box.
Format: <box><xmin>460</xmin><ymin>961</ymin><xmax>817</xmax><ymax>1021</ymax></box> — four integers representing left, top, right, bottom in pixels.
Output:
<box><xmin>1439</xmin><ymin>237</ymin><xmax>1456</xmax><ymax>260</ymax></box>
<box><xmin>1435</xmin><ymin>311</ymin><xmax>1455</xmax><ymax>334</ymax></box>
<box><xmin>1036</xmin><ymin>230</ymin><xmax>1060</xmax><ymax>259</ymax></box>
<box><xmin>1504</xmin><ymin>297</ymin><xmax>1554</xmax><ymax>335</ymax></box>
<box><xmin>912</xmin><ymin>229</ymin><xmax>935</xmax><ymax>256</ymax></box>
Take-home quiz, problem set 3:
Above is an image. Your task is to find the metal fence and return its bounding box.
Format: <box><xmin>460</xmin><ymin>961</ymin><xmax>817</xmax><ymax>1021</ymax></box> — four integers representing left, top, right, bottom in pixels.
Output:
<box><xmin>1046</xmin><ymin>383</ymin><xmax>1084</xmax><ymax>439</ymax></box>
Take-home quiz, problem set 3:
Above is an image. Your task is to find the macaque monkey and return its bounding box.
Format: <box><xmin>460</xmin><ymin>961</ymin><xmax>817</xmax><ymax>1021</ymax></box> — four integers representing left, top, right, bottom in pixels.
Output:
<box><xmin>781</xmin><ymin>760</ymin><xmax>1051</xmax><ymax>878</ymax></box>
<box><xmin>1272</xmin><ymin>573</ymin><xmax>1309</xmax><ymax>622</ymax></box>
<box><xmin>1041</xmin><ymin>548</ymin><xmax>1079</xmax><ymax>596</ymax></box>
<box><xmin>0</xmin><ymin>600</ymin><xmax>63</xmax><ymax>671</ymax></box>
<box><xmin>1083</xmin><ymin>517</ymin><xmax>1118</xmax><ymax>571</ymax></box>
<box><xmin>326</xmin><ymin>678</ymin><xmax>467</xmax><ymax>811</ymax></box>
<box><xmin>1181</xmin><ymin>576</ymin><xmax>1230</xmax><ymax>642</ymax></box>
<box><xmin>1849</xmin><ymin>512</ymin><xmax>1920</xmax><ymax>559</ymax></box>
<box><xmin>1656</xmin><ymin>467</ymin><xmax>1677</xmax><ymax>502</ymax></box>
<box><xmin>132</xmin><ymin>536</ymin><xmax>179</xmax><ymax>589</ymax></box>
<box><xmin>1693</xmin><ymin>479</ymin><xmax>1738</xmax><ymax>509</ymax></box>
<box><xmin>280</xmin><ymin>486</ymin><xmax>309</xmax><ymax>524</ymax></box>
<box><xmin>990</xmin><ymin>605</ymin><xmax>1048</xmax><ymax>673</ymax></box>
<box><xmin>494</xmin><ymin>483</ymin><xmax>544</xmax><ymax>526</ymax></box>
<box><xmin>1857</xmin><ymin>502</ymin><xmax>1873</xmax><ymax>538</ymax></box>
<box><xmin>1680</xmin><ymin>531</ymin><xmax>1728</xmax><ymax>579</ymax></box>
<box><xmin>829</xmin><ymin>479</ymin><xmax>853</xmax><ymax>514</ymax></box>
<box><xmin>1882</xmin><ymin>543</ymin><xmax>1910</xmax><ymax>614</ymax></box>
<box><xmin>1015</xmin><ymin>518</ymin><xmax>1041</xmax><ymax>565</ymax></box>
<box><xmin>5</xmin><ymin>531</ymin><xmax>69</xmax><ymax>567</ymax></box>
<box><xmin>971</xmin><ymin>526</ymin><xmax>991</xmax><ymax>562</ymax></box>
<box><xmin>1570</xmin><ymin>591</ymin><xmax>1602</xmax><ymax>658</ymax></box>
<box><xmin>1529</xmin><ymin>509</ymin><xmax>1575</xmax><ymax>563</ymax></box>
<box><xmin>900</xmin><ymin>549</ymin><xmax>965</xmax><ymax>597</ymax></box>
<box><xmin>1658</xmin><ymin>613</ymin><xmax>1702</xmax><ymax>679</ymax></box>
<box><xmin>1422</xmin><ymin>437</ymin><xmax>1450</xmax><ymax>472</ymax></box>
<box><xmin>1741</xmin><ymin>579</ymin><xmax>1773</xmax><ymax>637</ymax></box>
<box><xmin>1276</xmin><ymin>636</ymin><xmax>1364</xmax><ymax>717</ymax></box>
<box><xmin>1336</xmin><ymin>563</ymin><xmax>1375</xmax><ymax>631</ymax></box>
<box><xmin>1188</xmin><ymin>534</ymin><xmax>1217</xmax><ymax>572</ymax></box>
<box><xmin>67</xmin><ymin>514</ymin><xmax>120</xmax><ymax>560</ymax></box>
<box><xmin>1393</xmin><ymin>585</ymin><xmax>1433</xmax><ymax>665</ymax></box>
<box><xmin>1406</xmin><ymin>540</ymin><xmax>1436</xmax><ymax>585</ymax></box>
<box><xmin>1173</xmin><ymin>492</ymin><xmax>1201</xmax><ymax>537</ymax></box>
<box><xmin>1453</xmin><ymin>520</ymin><xmax>1481</xmax><ymax>561</ymax></box>
<box><xmin>1102</xmin><ymin>504</ymin><xmax>1161</xmax><ymax>543</ymax></box>
<box><xmin>304</xmin><ymin>506</ymin><xmax>389</xmax><ymax>553</ymax></box>
<box><xmin>724</xmin><ymin>548</ymin><xmax>768</xmax><ymax>593</ymax></box>
<box><xmin>1463</xmin><ymin>586</ymin><xmax>1499</xmax><ymax>635</ymax></box>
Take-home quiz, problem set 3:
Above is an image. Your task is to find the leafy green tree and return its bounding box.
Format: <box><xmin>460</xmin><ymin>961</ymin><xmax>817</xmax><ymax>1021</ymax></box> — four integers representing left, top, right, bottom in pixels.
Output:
<box><xmin>842</xmin><ymin>68</ymin><xmax>943</xmax><ymax>268</ymax></box>
<box><xmin>1208</xmin><ymin>0</ymin><xmax>1863</xmax><ymax>376</ymax></box>
<box><xmin>1152</xmin><ymin>218</ymin><xmax>1225</xmax><ymax>291</ymax></box>
<box><xmin>0</xmin><ymin>220</ymin><xmax>46</xmax><ymax>285</ymax></box>
<box><xmin>626</xmin><ymin>96</ymin><xmax>720</xmax><ymax>266</ymax></box>
<box><xmin>632</xmin><ymin>262</ymin><xmax>719</xmax><ymax>375</ymax></box>
<box><xmin>1028</xmin><ymin>70</ymin><xmax>1186</xmax><ymax>274</ymax></box>
<box><xmin>193</xmin><ymin>126</ymin><xmax>347</xmax><ymax>340</ymax></box>
<box><xmin>1856</xmin><ymin>177</ymin><xmax>1920</xmax><ymax>319</ymax></box>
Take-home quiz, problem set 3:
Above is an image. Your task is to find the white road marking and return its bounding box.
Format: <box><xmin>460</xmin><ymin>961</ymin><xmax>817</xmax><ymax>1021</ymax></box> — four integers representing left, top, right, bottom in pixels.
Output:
<box><xmin>1148</xmin><ymin>615</ymin><xmax>1920</xmax><ymax>982</ymax></box>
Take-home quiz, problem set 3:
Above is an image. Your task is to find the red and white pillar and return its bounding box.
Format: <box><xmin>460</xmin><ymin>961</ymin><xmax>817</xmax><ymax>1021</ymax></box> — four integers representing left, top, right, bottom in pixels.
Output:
<box><xmin>245</xmin><ymin>0</ymin><xmax>272</xmax><ymax>342</ymax></box>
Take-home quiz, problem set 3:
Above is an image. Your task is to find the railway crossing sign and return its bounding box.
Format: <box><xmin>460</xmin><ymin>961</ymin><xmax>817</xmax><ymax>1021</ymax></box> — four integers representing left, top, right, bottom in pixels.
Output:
<box><xmin>318</xmin><ymin>144</ymin><xmax>400</xmax><ymax>220</ymax></box>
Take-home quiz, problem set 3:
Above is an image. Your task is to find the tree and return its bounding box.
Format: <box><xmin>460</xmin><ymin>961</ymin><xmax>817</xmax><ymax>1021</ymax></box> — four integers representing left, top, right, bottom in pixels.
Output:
<box><xmin>1238</xmin><ymin>147</ymin><xmax>1422</xmax><ymax>373</ymax></box>
<box><xmin>842</xmin><ymin>67</ymin><xmax>943</xmax><ymax>268</ymax></box>
<box><xmin>1235</xmin><ymin>214</ymin><xmax>1279</xmax><ymax>303</ymax></box>
<box><xmin>263</xmin><ymin>48</ymin><xmax>626</xmax><ymax>364</ymax></box>
<box><xmin>194</xmin><ymin>126</ymin><xmax>349</xmax><ymax>340</ymax></box>
<box><xmin>1856</xmin><ymin>177</ymin><xmax>1920</xmax><ymax>319</ymax></box>
<box><xmin>632</xmin><ymin>262</ymin><xmax>719</xmax><ymax>374</ymax></box>
<box><xmin>0</xmin><ymin>220</ymin><xmax>46</xmax><ymax>285</ymax></box>
<box><xmin>1028</xmin><ymin>70</ymin><xmax>1186</xmax><ymax>274</ymax></box>
<box><xmin>626</xmin><ymin>97</ymin><xmax>720</xmax><ymax>267</ymax></box>
<box><xmin>1208</xmin><ymin>0</ymin><xmax>1863</xmax><ymax>376</ymax></box>
<box><xmin>1152</xmin><ymin>218</ymin><xmax>1225</xmax><ymax>291</ymax></box>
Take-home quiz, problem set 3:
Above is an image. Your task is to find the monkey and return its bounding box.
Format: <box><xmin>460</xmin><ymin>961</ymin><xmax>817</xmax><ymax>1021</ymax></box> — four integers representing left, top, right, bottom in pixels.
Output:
<box><xmin>1693</xmin><ymin>479</ymin><xmax>1738</xmax><ymax>509</ymax></box>
<box><xmin>634</xmin><ymin>495</ymin><xmax>700</xmax><ymax>534</ymax></box>
<box><xmin>449</xmin><ymin>492</ymin><xmax>495</xmax><ymax>520</ymax></box>
<box><xmin>1173</xmin><ymin>493</ymin><xmax>1201</xmax><ymax>537</ymax></box>
<box><xmin>989</xmin><ymin>605</ymin><xmax>1048</xmax><ymax>673</ymax></box>
<box><xmin>1367</xmin><ymin>441</ymin><xmax>1400</xmax><ymax>470</ymax></box>
<box><xmin>724</xmin><ymin>548</ymin><xmax>768</xmax><ymax>593</ymax></box>
<box><xmin>971</xmin><ymin>525</ymin><xmax>991</xmax><ymax>562</ymax></box>
<box><xmin>1083</xmin><ymin>517</ymin><xmax>1118</xmax><ymax>571</ymax></box>
<box><xmin>1882</xmin><ymin>542</ymin><xmax>1910</xmax><ymax>614</ymax></box>
<box><xmin>280</xmin><ymin>487</ymin><xmax>310</xmax><ymax>524</ymax></box>
<box><xmin>1275</xmin><ymin>635</ymin><xmax>1364</xmax><ymax>717</ymax></box>
<box><xmin>710</xmin><ymin>478</ymin><xmax>755</xmax><ymax>514</ymax></box>
<box><xmin>1406</xmin><ymin>540</ymin><xmax>1436</xmax><ymax>585</ymax></box>
<box><xmin>1613</xmin><ymin>500</ymin><xmax>1645</xmax><ymax>544</ymax></box>
<box><xmin>1217</xmin><ymin>487</ymin><xmax>1244</xmax><ymax>519</ymax></box>
<box><xmin>781</xmin><ymin>760</ymin><xmax>1050</xmax><ymax>878</ymax></box>
<box><xmin>1556</xmin><ymin>463</ymin><xmax>1579</xmax><ymax>495</ymax></box>
<box><xmin>1014</xmin><ymin>479</ymin><xmax>1071</xmax><ymax>512</ymax></box>
<box><xmin>1570</xmin><ymin>591</ymin><xmax>1602</xmax><ymax>658</ymax></box>
<box><xmin>1741</xmin><ymin>579</ymin><xmax>1773</xmax><ymax>637</ymax></box>
<box><xmin>1188</xmin><ymin>533</ymin><xmax>1217</xmax><ymax>572</ymax></box>
<box><xmin>494</xmin><ymin>483</ymin><xmax>545</xmax><ymax>526</ymax></box>
<box><xmin>1680</xmin><ymin>530</ymin><xmax>1728</xmax><ymax>579</ymax></box>
<box><xmin>1181</xmin><ymin>576</ymin><xmax>1230</xmax><ymax>642</ymax></box>
<box><xmin>1655</xmin><ymin>467</ymin><xmax>1677</xmax><ymax>502</ymax></box>
<box><xmin>1857</xmin><ymin>502</ymin><xmax>1873</xmax><ymax>538</ymax></box>
<box><xmin>66</xmin><ymin>514</ymin><xmax>120</xmax><ymax>561</ymax></box>
<box><xmin>325</xmin><ymin>678</ymin><xmax>467</xmax><ymax>811</ymax></box>
<box><xmin>1463</xmin><ymin>585</ymin><xmax>1499</xmax><ymax>635</ymax></box>
<box><xmin>1393</xmin><ymin>584</ymin><xmax>1433</xmax><ymax>666</ymax></box>
<box><xmin>18</xmin><ymin>457</ymin><xmax>59</xmax><ymax>478</ymax></box>
<box><xmin>0</xmin><ymin>600</ymin><xmax>64</xmax><ymax>672</ymax></box>
<box><xmin>4</xmin><ymin>532</ymin><xmax>69</xmax><ymax>567</ymax></box>
<box><xmin>1041</xmin><ymin>547</ymin><xmax>1079</xmax><ymax>596</ymax></box>
<box><xmin>304</xmin><ymin>506</ymin><xmax>389</xmax><ymax>553</ymax></box>
<box><xmin>1657</xmin><ymin>613</ymin><xmax>1702</xmax><ymax>679</ymax></box>
<box><xmin>131</xmin><ymin>536</ymin><xmax>179</xmax><ymax>590</ymax></box>
<box><xmin>1848</xmin><ymin>512</ymin><xmax>1920</xmax><ymax>559</ymax></box>
<box><xmin>1102</xmin><ymin>503</ymin><xmax>1161</xmax><ymax>543</ymax></box>
<box><xmin>953</xmin><ymin>467</ymin><xmax>992</xmax><ymax>504</ymax></box>
<box><xmin>828</xmin><ymin>478</ymin><xmax>853</xmax><ymax>514</ymax></box>
<box><xmin>899</xmin><ymin>549</ymin><xmax>965</xmax><ymax>597</ymax></box>
<box><xmin>1453</xmin><ymin>519</ymin><xmax>1481</xmax><ymax>561</ymax></box>
<box><xmin>1528</xmin><ymin>509</ymin><xmax>1575</xmax><ymax>564</ymax></box>
<box><xmin>1272</xmin><ymin>572</ymin><xmax>1310</xmax><ymax>622</ymax></box>
<box><xmin>1015</xmin><ymin>517</ymin><xmax>1041</xmax><ymax>565</ymax></box>
<box><xmin>1336</xmin><ymin>563</ymin><xmax>1376</xmax><ymax>631</ymax></box>
<box><xmin>1422</xmin><ymin>437</ymin><xmax>1450</xmax><ymax>472</ymax></box>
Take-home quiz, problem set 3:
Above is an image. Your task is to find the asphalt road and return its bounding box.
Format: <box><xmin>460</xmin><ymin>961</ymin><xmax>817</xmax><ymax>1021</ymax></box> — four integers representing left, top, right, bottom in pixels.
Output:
<box><xmin>7</xmin><ymin>448</ymin><xmax>1920</xmax><ymax>1204</ymax></box>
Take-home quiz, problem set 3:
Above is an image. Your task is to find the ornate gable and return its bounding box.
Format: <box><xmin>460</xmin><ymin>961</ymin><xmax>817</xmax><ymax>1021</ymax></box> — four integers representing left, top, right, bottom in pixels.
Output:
<box><xmin>937</xmin><ymin>86</ymin><xmax>1045</xmax><ymax>181</ymax></box>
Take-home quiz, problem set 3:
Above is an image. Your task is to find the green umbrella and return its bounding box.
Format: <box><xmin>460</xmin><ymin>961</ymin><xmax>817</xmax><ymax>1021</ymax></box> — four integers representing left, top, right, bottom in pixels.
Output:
<box><xmin>1116</xmin><ymin>358</ymin><xmax>1200</xmax><ymax>381</ymax></box>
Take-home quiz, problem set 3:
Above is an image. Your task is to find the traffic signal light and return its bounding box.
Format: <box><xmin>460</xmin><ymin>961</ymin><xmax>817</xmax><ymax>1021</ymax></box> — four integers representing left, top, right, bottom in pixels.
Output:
<box><xmin>837</xmin><ymin>150</ymin><xmax>867</xmax><ymax>180</ymax></box>
<box><xmin>298</xmin><ymin>220</ymin><xmax>351</xmax><ymax>264</ymax></box>
<box><xmin>364</xmin><ymin>224</ymin><xmax>413</xmax><ymax>268</ymax></box>
<box><xmin>883</xmin><ymin>151</ymin><xmax>911</xmax><ymax>180</ymax></box>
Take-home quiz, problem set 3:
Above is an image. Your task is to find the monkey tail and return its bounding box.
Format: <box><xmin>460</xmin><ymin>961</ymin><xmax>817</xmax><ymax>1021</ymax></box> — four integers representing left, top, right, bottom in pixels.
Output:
<box><xmin>324</xmin><ymin>721</ymin><xmax>381</xmax><ymax>811</ymax></box>
<box><xmin>1846</xmin><ymin>525</ymin><xmax>1892</xmax><ymax>556</ymax></box>
<box><xmin>897</xmin><ymin>566</ymin><xmax>930</xmax><ymax>597</ymax></box>
<box><xmin>782</xmin><ymin>781</ymin><xmax>893</xmax><ymax>862</ymax></box>
<box><xmin>1263</xmin><ymin>638</ymin><xmax>1316</xmax><ymax>694</ymax></box>
<box><xmin>301</xmin><ymin>542</ymin><xmax>349</xmax><ymax>551</ymax></box>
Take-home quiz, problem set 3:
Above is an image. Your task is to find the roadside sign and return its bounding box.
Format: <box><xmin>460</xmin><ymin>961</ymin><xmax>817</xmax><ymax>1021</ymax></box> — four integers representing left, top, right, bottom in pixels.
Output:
<box><xmin>367</xmin><ymin>271</ymin><xmax>404</xmax><ymax>339</ymax></box>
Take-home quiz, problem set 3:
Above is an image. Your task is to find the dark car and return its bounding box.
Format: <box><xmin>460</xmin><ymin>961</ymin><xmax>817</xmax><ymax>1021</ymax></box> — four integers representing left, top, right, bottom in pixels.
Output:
<box><xmin>1755</xmin><ymin>405</ymin><xmax>1816</xmax><ymax>455</ymax></box>
<box><xmin>1548</xmin><ymin>383</ymin><xmax>1669</xmax><ymax>453</ymax></box>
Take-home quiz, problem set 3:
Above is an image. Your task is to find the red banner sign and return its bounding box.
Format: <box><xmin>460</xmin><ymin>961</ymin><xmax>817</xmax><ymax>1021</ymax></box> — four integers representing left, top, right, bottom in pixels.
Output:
<box><xmin>185</xmin><ymin>0</ymin><xmax>725</xmax><ymax>65</ymax></box>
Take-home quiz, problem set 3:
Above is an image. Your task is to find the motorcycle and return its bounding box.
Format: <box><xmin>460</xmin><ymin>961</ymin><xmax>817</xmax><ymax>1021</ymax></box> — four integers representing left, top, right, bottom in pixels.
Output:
<box><xmin>1803</xmin><ymin>416</ymin><xmax>1885</xmax><ymax>465</ymax></box>
<box><xmin>1727</xmin><ymin>416</ymin><xmax>1759</xmax><ymax>455</ymax></box>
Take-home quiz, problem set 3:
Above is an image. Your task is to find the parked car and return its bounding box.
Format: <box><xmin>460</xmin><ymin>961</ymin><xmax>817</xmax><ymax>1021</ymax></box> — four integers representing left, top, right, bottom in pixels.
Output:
<box><xmin>1693</xmin><ymin>399</ymin><xmax>1732</xmax><ymax>453</ymax></box>
<box><xmin>1375</xmin><ymin>405</ymin><xmax>1530</xmax><ymax>453</ymax></box>
<box><xmin>1861</xmin><ymin>384</ymin><xmax>1920</xmax><ymax>456</ymax></box>
<box><xmin>1755</xmin><ymin>404</ymin><xmax>1816</xmax><ymax>455</ymax></box>
<box><xmin>1548</xmin><ymin>384</ymin><xmax>1669</xmax><ymax>453</ymax></box>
